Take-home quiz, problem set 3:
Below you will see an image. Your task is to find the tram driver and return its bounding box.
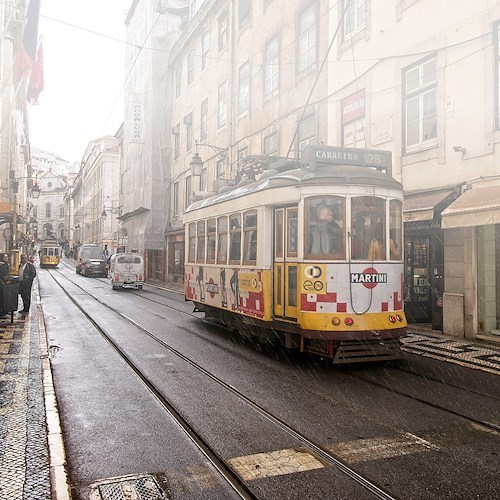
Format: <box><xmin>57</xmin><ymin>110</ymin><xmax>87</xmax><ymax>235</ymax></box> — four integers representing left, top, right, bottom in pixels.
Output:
<box><xmin>309</xmin><ymin>204</ymin><xmax>342</xmax><ymax>255</ymax></box>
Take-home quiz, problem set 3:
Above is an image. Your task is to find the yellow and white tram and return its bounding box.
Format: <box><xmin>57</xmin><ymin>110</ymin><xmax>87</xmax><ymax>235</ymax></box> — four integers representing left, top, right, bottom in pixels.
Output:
<box><xmin>39</xmin><ymin>239</ymin><xmax>61</xmax><ymax>268</ymax></box>
<box><xmin>184</xmin><ymin>146</ymin><xmax>407</xmax><ymax>363</ymax></box>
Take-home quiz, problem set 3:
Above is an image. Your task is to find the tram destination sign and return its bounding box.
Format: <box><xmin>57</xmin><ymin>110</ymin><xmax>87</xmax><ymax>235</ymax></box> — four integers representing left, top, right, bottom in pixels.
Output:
<box><xmin>304</xmin><ymin>145</ymin><xmax>392</xmax><ymax>174</ymax></box>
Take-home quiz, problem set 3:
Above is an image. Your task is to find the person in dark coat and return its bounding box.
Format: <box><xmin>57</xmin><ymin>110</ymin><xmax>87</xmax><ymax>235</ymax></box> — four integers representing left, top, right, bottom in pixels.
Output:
<box><xmin>18</xmin><ymin>254</ymin><xmax>36</xmax><ymax>315</ymax></box>
<box><xmin>0</xmin><ymin>253</ymin><xmax>11</xmax><ymax>318</ymax></box>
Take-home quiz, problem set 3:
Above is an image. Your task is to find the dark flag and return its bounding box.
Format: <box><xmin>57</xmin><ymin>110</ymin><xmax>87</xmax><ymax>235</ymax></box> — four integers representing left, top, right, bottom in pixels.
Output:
<box><xmin>23</xmin><ymin>0</ymin><xmax>41</xmax><ymax>61</ymax></box>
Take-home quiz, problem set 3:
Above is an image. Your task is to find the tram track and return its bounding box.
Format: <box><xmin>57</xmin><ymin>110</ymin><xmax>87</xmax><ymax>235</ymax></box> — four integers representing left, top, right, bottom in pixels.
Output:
<box><xmin>57</xmin><ymin>259</ymin><xmax>500</xmax><ymax>432</ymax></box>
<box><xmin>48</xmin><ymin>265</ymin><xmax>398</xmax><ymax>499</ymax></box>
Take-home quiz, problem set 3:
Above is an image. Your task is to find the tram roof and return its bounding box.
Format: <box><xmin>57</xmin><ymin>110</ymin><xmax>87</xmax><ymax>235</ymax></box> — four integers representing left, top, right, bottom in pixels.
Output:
<box><xmin>186</xmin><ymin>163</ymin><xmax>402</xmax><ymax>213</ymax></box>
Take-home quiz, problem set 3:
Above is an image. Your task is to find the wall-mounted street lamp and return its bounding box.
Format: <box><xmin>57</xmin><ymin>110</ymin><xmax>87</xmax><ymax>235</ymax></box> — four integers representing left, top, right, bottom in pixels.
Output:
<box><xmin>189</xmin><ymin>140</ymin><xmax>228</xmax><ymax>177</ymax></box>
<box><xmin>10</xmin><ymin>176</ymin><xmax>41</xmax><ymax>199</ymax></box>
<box><xmin>101</xmin><ymin>205</ymin><xmax>122</xmax><ymax>222</ymax></box>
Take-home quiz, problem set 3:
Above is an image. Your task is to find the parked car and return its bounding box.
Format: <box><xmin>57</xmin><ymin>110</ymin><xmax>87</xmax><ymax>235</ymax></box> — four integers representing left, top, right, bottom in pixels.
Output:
<box><xmin>82</xmin><ymin>258</ymin><xmax>108</xmax><ymax>278</ymax></box>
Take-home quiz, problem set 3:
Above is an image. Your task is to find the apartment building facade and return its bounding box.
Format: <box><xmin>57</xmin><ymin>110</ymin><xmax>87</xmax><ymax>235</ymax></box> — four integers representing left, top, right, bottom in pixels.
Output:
<box><xmin>71</xmin><ymin>136</ymin><xmax>120</xmax><ymax>254</ymax></box>
<box><xmin>167</xmin><ymin>0</ymin><xmax>331</xmax><ymax>282</ymax></box>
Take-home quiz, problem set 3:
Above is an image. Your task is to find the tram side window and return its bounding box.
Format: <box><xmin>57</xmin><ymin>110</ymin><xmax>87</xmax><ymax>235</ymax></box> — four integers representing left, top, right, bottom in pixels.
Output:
<box><xmin>351</xmin><ymin>197</ymin><xmax>386</xmax><ymax>260</ymax></box>
<box><xmin>389</xmin><ymin>200</ymin><xmax>403</xmax><ymax>260</ymax></box>
<box><xmin>229</xmin><ymin>214</ymin><xmax>242</xmax><ymax>264</ymax></box>
<box><xmin>243</xmin><ymin>211</ymin><xmax>257</xmax><ymax>265</ymax></box>
<box><xmin>196</xmin><ymin>221</ymin><xmax>206</xmax><ymax>263</ymax></box>
<box><xmin>207</xmin><ymin>218</ymin><xmax>216</xmax><ymax>264</ymax></box>
<box><xmin>188</xmin><ymin>223</ymin><xmax>196</xmax><ymax>263</ymax></box>
<box><xmin>217</xmin><ymin>216</ymin><xmax>228</xmax><ymax>264</ymax></box>
<box><xmin>305</xmin><ymin>197</ymin><xmax>345</xmax><ymax>259</ymax></box>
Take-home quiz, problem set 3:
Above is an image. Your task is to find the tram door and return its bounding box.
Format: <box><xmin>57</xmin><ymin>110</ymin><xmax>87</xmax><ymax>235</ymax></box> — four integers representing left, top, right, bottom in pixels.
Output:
<box><xmin>273</xmin><ymin>207</ymin><xmax>298</xmax><ymax>320</ymax></box>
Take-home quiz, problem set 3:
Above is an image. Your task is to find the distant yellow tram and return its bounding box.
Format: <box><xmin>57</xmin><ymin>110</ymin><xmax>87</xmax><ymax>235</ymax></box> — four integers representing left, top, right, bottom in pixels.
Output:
<box><xmin>39</xmin><ymin>240</ymin><xmax>61</xmax><ymax>268</ymax></box>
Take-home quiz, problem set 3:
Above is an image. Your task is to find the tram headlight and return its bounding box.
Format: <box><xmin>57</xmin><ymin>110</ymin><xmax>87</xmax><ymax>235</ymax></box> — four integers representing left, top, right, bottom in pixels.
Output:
<box><xmin>389</xmin><ymin>315</ymin><xmax>397</xmax><ymax>323</ymax></box>
<box><xmin>344</xmin><ymin>317</ymin><xmax>354</xmax><ymax>327</ymax></box>
<box><xmin>396</xmin><ymin>314</ymin><xmax>403</xmax><ymax>322</ymax></box>
<box><xmin>331</xmin><ymin>317</ymin><xmax>341</xmax><ymax>326</ymax></box>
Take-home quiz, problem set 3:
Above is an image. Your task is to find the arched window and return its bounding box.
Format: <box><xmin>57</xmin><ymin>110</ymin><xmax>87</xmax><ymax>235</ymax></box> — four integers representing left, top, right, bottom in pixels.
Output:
<box><xmin>45</xmin><ymin>203</ymin><xmax>52</xmax><ymax>218</ymax></box>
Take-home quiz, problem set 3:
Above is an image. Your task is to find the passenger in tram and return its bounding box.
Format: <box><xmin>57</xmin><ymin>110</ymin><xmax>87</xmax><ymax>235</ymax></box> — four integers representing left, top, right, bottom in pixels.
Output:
<box><xmin>309</xmin><ymin>204</ymin><xmax>342</xmax><ymax>255</ymax></box>
<box><xmin>367</xmin><ymin>223</ymin><xmax>385</xmax><ymax>260</ymax></box>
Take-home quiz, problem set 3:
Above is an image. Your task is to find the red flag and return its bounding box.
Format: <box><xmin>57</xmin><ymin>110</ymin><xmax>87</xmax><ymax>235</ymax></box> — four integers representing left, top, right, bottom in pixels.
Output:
<box><xmin>12</xmin><ymin>46</ymin><xmax>32</xmax><ymax>86</ymax></box>
<box><xmin>27</xmin><ymin>42</ymin><xmax>44</xmax><ymax>105</ymax></box>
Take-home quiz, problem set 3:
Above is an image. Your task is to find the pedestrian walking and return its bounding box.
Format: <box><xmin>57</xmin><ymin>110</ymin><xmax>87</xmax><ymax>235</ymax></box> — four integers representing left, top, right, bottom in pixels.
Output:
<box><xmin>18</xmin><ymin>253</ymin><xmax>36</xmax><ymax>315</ymax></box>
<box><xmin>0</xmin><ymin>253</ymin><xmax>11</xmax><ymax>319</ymax></box>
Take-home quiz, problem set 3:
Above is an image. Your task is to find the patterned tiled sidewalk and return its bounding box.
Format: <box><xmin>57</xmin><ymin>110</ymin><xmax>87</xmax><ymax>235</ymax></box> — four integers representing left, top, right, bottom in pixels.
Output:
<box><xmin>0</xmin><ymin>286</ymin><xmax>69</xmax><ymax>500</ymax></box>
<box><xmin>403</xmin><ymin>328</ymin><xmax>500</xmax><ymax>375</ymax></box>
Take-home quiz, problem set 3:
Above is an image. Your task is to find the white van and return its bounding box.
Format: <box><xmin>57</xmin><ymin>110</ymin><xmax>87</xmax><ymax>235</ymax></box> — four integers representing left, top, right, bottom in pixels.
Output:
<box><xmin>109</xmin><ymin>253</ymin><xmax>144</xmax><ymax>290</ymax></box>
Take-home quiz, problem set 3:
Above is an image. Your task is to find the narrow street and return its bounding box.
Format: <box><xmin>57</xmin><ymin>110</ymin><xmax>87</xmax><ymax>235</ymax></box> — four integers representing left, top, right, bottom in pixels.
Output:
<box><xmin>34</xmin><ymin>259</ymin><xmax>500</xmax><ymax>499</ymax></box>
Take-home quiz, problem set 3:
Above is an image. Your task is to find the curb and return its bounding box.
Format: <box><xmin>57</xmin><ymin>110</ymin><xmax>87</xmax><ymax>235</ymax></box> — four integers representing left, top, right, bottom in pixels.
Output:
<box><xmin>36</xmin><ymin>283</ymin><xmax>72</xmax><ymax>500</ymax></box>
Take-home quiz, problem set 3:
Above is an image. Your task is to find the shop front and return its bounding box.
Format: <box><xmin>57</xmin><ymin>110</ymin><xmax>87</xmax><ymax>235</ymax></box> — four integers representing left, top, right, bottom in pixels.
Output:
<box><xmin>403</xmin><ymin>188</ymin><xmax>460</xmax><ymax>330</ymax></box>
<box><xmin>441</xmin><ymin>183</ymin><xmax>500</xmax><ymax>341</ymax></box>
<box><xmin>166</xmin><ymin>230</ymin><xmax>185</xmax><ymax>284</ymax></box>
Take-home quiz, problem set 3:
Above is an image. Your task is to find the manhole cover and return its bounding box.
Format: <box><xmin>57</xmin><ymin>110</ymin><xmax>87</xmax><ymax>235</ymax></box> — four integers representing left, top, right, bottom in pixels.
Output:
<box><xmin>89</xmin><ymin>473</ymin><xmax>170</xmax><ymax>500</ymax></box>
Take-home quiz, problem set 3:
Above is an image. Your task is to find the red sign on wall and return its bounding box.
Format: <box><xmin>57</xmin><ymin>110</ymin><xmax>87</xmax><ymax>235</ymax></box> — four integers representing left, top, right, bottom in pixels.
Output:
<box><xmin>342</xmin><ymin>89</ymin><xmax>365</xmax><ymax>124</ymax></box>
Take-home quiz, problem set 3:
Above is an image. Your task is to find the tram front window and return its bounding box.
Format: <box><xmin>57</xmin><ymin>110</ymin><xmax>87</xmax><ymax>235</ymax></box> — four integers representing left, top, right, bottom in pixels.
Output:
<box><xmin>305</xmin><ymin>197</ymin><xmax>345</xmax><ymax>259</ymax></box>
<box><xmin>351</xmin><ymin>197</ymin><xmax>386</xmax><ymax>260</ymax></box>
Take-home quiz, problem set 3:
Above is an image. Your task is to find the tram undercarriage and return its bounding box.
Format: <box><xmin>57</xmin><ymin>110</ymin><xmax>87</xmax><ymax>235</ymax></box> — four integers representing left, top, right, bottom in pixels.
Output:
<box><xmin>196</xmin><ymin>303</ymin><xmax>404</xmax><ymax>364</ymax></box>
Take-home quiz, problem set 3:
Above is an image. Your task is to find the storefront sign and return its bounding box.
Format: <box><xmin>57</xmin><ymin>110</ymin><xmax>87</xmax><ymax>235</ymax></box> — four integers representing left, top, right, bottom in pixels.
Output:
<box><xmin>342</xmin><ymin>89</ymin><xmax>365</xmax><ymax>124</ymax></box>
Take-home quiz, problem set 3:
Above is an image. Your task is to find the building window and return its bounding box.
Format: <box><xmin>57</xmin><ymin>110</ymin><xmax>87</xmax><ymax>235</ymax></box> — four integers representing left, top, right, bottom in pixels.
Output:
<box><xmin>237</xmin><ymin>147</ymin><xmax>248</xmax><ymax>162</ymax></box>
<box><xmin>202</xmin><ymin>31</ymin><xmax>210</xmax><ymax>70</ymax></box>
<box><xmin>264</xmin><ymin>36</ymin><xmax>279</xmax><ymax>101</ymax></box>
<box><xmin>297</xmin><ymin>108</ymin><xmax>316</xmax><ymax>157</ymax></box>
<box><xmin>216</xmin><ymin>159</ymin><xmax>225</xmax><ymax>179</ymax></box>
<box><xmin>187</xmin><ymin>50</ymin><xmax>194</xmax><ymax>85</ymax></box>
<box><xmin>173</xmin><ymin>181</ymin><xmax>179</xmax><ymax>216</ymax></box>
<box><xmin>172</xmin><ymin>124</ymin><xmax>180</xmax><ymax>159</ymax></box>
<box><xmin>297</xmin><ymin>2</ymin><xmax>317</xmax><ymax>76</ymax></box>
<box><xmin>217</xmin><ymin>80</ymin><xmax>227</xmax><ymax>129</ymax></box>
<box><xmin>343</xmin><ymin>119</ymin><xmax>366</xmax><ymax>148</ymax></box>
<box><xmin>200</xmin><ymin>167</ymin><xmax>207</xmax><ymax>191</ymax></box>
<box><xmin>175</xmin><ymin>65</ymin><xmax>181</xmax><ymax>98</ymax></box>
<box><xmin>184</xmin><ymin>112</ymin><xmax>193</xmax><ymax>152</ymax></box>
<box><xmin>218</xmin><ymin>11</ymin><xmax>228</xmax><ymax>52</ymax></box>
<box><xmin>238</xmin><ymin>61</ymin><xmax>250</xmax><ymax>117</ymax></box>
<box><xmin>239</xmin><ymin>0</ymin><xmax>251</xmax><ymax>29</ymax></box>
<box><xmin>495</xmin><ymin>21</ymin><xmax>500</xmax><ymax>129</ymax></box>
<box><xmin>59</xmin><ymin>205</ymin><xmax>64</xmax><ymax>217</ymax></box>
<box><xmin>403</xmin><ymin>55</ymin><xmax>437</xmax><ymax>153</ymax></box>
<box><xmin>45</xmin><ymin>203</ymin><xmax>51</xmax><ymax>218</ymax></box>
<box><xmin>200</xmin><ymin>98</ymin><xmax>208</xmax><ymax>141</ymax></box>
<box><xmin>263</xmin><ymin>130</ymin><xmax>279</xmax><ymax>155</ymax></box>
<box><xmin>343</xmin><ymin>0</ymin><xmax>367</xmax><ymax>41</ymax></box>
<box><xmin>185</xmin><ymin>176</ymin><xmax>192</xmax><ymax>209</ymax></box>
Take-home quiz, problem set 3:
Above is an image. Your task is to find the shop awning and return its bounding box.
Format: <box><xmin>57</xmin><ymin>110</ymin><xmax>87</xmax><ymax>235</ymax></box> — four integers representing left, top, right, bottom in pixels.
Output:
<box><xmin>403</xmin><ymin>189</ymin><xmax>457</xmax><ymax>222</ymax></box>
<box><xmin>441</xmin><ymin>184</ymin><xmax>500</xmax><ymax>228</ymax></box>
